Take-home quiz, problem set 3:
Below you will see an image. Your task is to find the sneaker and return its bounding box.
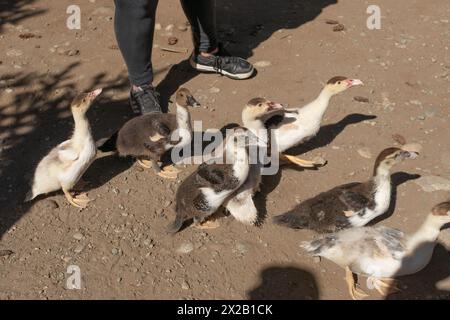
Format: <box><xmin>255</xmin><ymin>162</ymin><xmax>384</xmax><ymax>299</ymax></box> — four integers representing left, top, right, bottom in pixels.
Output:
<box><xmin>130</xmin><ymin>84</ymin><xmax>162</xmax><ymax>115</ymax></box>
<box><xmin>190</xmin><ymin>47</ymin><xmax>254</xmax><ymax>80</ymax></box>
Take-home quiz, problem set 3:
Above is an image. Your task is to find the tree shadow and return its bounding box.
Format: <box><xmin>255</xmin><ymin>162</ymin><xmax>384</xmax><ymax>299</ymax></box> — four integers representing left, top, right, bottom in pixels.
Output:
<box><xmin>0</xmin><ymin>0</ymin><xmax>47</xmax><ymax>34</ymax></box>
<box><xmin>155</xmin><ymin>0</ymin><xmax>338</xmax><ymax>110</ymax></box>
<box><xmin>247</xmin><ymin>265</ymin><xmax>319</xmax><ymax>300</ymax></box>
<box><xmin>0</xmin><ymin>64</ymin><xmax>130</xmax><ymax>240</ymax></box>
<box><xmin>369</xmin><ymin>172</ymin><xmax>421</xmax><ymax>226</ymax></box>
<box><xmin>386</xmin><ymin>243</ymin><xmax>450</xmax><ymax>300</ymax></box>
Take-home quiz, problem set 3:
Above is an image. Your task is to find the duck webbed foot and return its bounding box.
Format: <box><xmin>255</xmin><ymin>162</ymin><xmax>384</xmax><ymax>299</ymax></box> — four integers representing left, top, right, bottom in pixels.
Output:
<box><xmin>158</xmin><ymin>164</ymin><xmax>181</xmax><ymax>180</ymax></box>
<box><xmin>367</xmin><ymin>277</ymin><xmax>400</xmax><ymax>297</ymax></box>
<box><xmin>345</xmin><ymin>267</ymin><xmax>369</xmax><ymax>300</ymax></box>
<box><xmin>279</xmin><ymin>153</ymin><xmax>327</xmax><ymax>168</ymax></box>
<box><xmin>63</xmin><ymin>189</ymin><xmax>91</xmax><ymax>209</ymax></box>
<box><xmin>136</xmin><ymin>158</ymin><xmax>153</xmax><ymax>169</ymax></box>
<box><xmin>194</xmin><ymin>216</ymin><xmax>221</xmax><ymax>230</ymax></box>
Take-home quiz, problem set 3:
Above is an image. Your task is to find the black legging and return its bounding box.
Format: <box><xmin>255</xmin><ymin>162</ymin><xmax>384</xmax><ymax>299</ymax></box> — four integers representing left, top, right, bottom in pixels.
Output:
<box><xmin>114</xmin><ymin>0</ymin><xmax>218</xmax><ymax>86</ymax></box>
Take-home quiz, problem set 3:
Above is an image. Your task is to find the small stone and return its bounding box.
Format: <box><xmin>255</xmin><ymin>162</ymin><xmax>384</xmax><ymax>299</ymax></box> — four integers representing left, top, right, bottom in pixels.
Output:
<box><xmin>357</xmin><ymin>147</ymin><xmax>372</xmax><ymax>159</ymax></box>
<box><xmin>111</xmin><ymin>248</ymin><xmax>119</xmax><ymax>255</ymax></box>
<box><xmin>313</xmin><ymin>256</ymin><xmax>321</xmax><ymax>263</ymax></box>
<box><xmin>417</xmin><ymin>115</ymin><xmax>426</xmax><ymax>120</ymax></box>
<box><xmin>5</xmin><ymin>88</ymin><xmax>13</xmax><ymax>93</ymax></box>
<box><xmin>177</xmin><ymin>24</ymin><xmax>188</xmax><ymax>31</ymax></box>
<box><xmin>6</xmin><ymin>49</ymin><xmax>23</xmax><ymax>57</ymax></box>
<box><xmin>333</xmin><ymin>24</ymin><xmax>345</xmax><ymax>32</ymax></box>
<box><xmin>74</xmin><ymin>244</ymin><xmax>84</xmax><ymax>254</ymax></box>
<box><xmin>165</xmin><ymin>24</ymin><xmax>174</xmax><ymax>31</ymax></box>
<box><xmin>354</xmin><ymin>96</ymin><xmax>370</xmax><ymax>103</ymax></box>
<box><xmin>67</xmin><ymin>49</ymin><xmax>80</xmax><ymax>56</ymax></box>
<box><xmin>181</xmin><ymin>280</ymin><xmax>190</xmax><ymax>290</ymax></box>
<box><xmin>415</xmin><ymin>176</ymin><xmax>450</xmax><ymax>192</ymax></box>
<box><xmin>177</xmin><ymin>242</ymin><xmax>194</xmax><ymax>254</ymax></box>
<box><xmin>254</xmin><ymin>60</ymin><xmax>271</xmax><ymax>68</ymax></box>
<box><xmin>325</xmin><ymin>19</ymin><xmax>339</xmax><ymax>25</ymax></box>
<box><xmin>155</xmin><ymin>23</ymin><xmax>162</xmax><ymax>30</ymax></box>
<box><xmin>209</xmin><ymin>87</ymin><xmax>220</xmax><ymax>94</ymax></box>
<box><xmin>73</xmin><ymin>232</ymin><xmax>84</xmax><ymax>241</ymax></box>
<box><xmin>168</xmin><ymin>36</ymin><xmax>178</xmax><ymax>45</ymax></box>
<box><xmin>163</xmin><ymin>200</ymin><xmax>172</xmax><ymax>208</ymax></box>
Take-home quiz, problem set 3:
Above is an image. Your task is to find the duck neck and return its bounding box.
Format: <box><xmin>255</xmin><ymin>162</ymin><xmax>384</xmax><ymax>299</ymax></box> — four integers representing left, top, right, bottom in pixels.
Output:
<box><xmin>407</xmin><ymin>215</ymin><xmax>442</xmax><ymax>252</ymax></box>
<box><xmin>300</xmin><ymin>87</ymin><xmax>333</xmax><ymax>123</ymax></box>
<box><xmin>242</xmin><ymin>117</ymin><xmax>267</xmax><ymax>144</ymax></box>
<box><xmin>72</xmin><ymin>110</ymin><xmax>92</xmax><ymax>147</ymax></box>
<box><xmin>176</xmin><ymin>104</ymin><xmax>191</xmax><ymax>131</ymax></box>
<box><xmin>373</xmin><ymin>164</ymin><xmax>392</xmax><ymax>186</ymax></box>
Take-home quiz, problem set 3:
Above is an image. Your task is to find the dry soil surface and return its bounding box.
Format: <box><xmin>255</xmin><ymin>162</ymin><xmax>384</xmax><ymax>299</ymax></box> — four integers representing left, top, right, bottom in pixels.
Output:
<box><xmin>0</xmin><ymin>0</ymin><xmax>449</xmax><ymax>300</ymax></box>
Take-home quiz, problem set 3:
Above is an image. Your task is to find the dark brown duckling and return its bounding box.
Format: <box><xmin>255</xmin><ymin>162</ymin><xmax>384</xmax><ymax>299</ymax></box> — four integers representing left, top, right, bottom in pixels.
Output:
<box><xmin>168</xmin><ymin>127</ymin><xmax>252</xmax><ymax>233</ymax></box>
<box><xmin>273</xmin><ymin>145</ymin><xmax>420</xmax><ymax>233</ymax></box>
<box><xmin>116</xmin><ymin>87</ymin><xmax>200</xmax><ymax>179</ymax></box>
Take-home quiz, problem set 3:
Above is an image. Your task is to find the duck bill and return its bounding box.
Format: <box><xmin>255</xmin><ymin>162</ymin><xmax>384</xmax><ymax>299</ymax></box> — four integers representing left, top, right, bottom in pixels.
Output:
<box><xmin>187</xmin><ymin>95</ymin><xmax>201</xmax><ymax>108</ymax></box>
<box><xmin>401</xmin><ymin>151</ymin><xmax>419</xmax><ymax>160</ymax></box>
<box><xmin>87</xmin><ymin>88</ymin><xmax>103</xmax><ymax>101</ymax></box>
<box><xmin>267</xmin><ymin>101</ymin><xmax>284</xmax><ymax>111</ymax></box>
<box><xmin>346</xmin><ymin>79</ymin><xmax>364</xmax><ymax>88</ymax></box>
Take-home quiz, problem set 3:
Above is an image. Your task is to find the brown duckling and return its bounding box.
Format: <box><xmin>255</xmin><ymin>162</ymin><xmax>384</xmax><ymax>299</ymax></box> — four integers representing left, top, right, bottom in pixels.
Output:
<box><xmin>273</xmin><ymin>145</ymin><xmax>420</xmax><ymax>233</ymax></box>
<box><xmin>116</xmin><ymin>87</ymin><xmax>200</xmax><ymax>179</ymax></box>
<box><xmin>168</xmin><ymin>127</ymin><xmax>252</xmax><ymax>233</ymax></box>
<box><xmin>25</xmin><ymin>89</ymin><xmax>102</xmax><ymax>208</ymax></box>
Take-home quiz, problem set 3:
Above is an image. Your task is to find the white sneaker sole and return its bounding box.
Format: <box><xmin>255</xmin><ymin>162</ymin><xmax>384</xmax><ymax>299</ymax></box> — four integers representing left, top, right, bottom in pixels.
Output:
<box><xmin>190</xmin><ymin>58</ymin><xmax>254</xmax><ymax>80</ymax></box>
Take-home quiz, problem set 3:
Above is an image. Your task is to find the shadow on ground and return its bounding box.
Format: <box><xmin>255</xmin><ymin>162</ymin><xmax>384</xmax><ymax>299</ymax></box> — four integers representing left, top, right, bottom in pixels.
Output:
<box><xmin>247</xmin><ymin>265</ymin><xmax>319</xmax><ymax>299</ymax></box>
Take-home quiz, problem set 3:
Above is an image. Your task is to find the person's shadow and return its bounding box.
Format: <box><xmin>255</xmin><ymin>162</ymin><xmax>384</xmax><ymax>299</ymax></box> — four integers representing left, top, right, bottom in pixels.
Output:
<box><xmin>156</xmin><ymin>0</ymin><xmax>338</xmax><ymax>110</ymax></box>
<box><xmin>386</xmin><ymin>242</ymin><xmax>450</xmax><ymax>300</ymax></box>
<box><xmin>247</xmin><ymin>265</ymin><xmax>319</xmax><ymax>300</ymax></box>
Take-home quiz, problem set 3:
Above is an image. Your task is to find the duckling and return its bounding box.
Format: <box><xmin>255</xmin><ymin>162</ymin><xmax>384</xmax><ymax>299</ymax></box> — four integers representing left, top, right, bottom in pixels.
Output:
<box><xmin>116</xmin><ymin>87</ymin><xmax>200</xmax><ymax>179</ymax></box>
<box><xmin>273</xmin><ymin>146</ymin><xmax>420</xmax><ymax>233</ymax></box>
<box><xmin>301</xmin><ymin>201</ymin><xmax>450</xmax><ymax>300</ymax></box>
<box><xmin>270</xmin><ymin>76</ymin><xmax>364</xmax><ymax>167</ymax></box>
<box><xmin>167</xmin><ymin>127</ymin><xmax>252</xmax><ymax>233</ymax></box>
<box><xmin>225</xmin><ymin>98</ymin><xmax>286</xmax><ymax>225</ymax></box>
<box><xmin>25</xmin><ymin>89</ymin><xmax>102</xmax><ymax>208</ymax></box>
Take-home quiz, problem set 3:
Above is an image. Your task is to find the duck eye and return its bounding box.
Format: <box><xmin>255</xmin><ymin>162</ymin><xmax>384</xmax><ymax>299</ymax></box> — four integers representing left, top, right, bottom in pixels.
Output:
<box><xmin>337</xmin><ymin>81</ymin><xmax>341</xmax><ymax>85</ymax></box>
<box><xmin>257</xmin><ymin>103</ymin><xmax>262</xmax><ymax>107</ymax></box>
<box><xmin>82</xmin><ymin>98</ymin><xmax>86</xmax><ymax>103</ymax></box>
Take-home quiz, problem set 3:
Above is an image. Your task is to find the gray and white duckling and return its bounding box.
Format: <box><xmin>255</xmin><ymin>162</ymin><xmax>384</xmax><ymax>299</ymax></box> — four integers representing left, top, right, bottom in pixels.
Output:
<box><xmin>25</xmin><ymin>89</ymin><xmax>103</xmax><ymax>208</ymax></box>
<box><xmin>273</xmin><ymin>145</ymin><xmax>420</xmax><ymax>233</ymax></box>
<box><xmin>168</xmin><ymin>127</ymin><xmax>252</xmax><ymax>233</ymax></box>
<box><xmin>116</xmin><ymin>87</ymin><xmax>200</xmax><ymax>179</ymax></box>
<box><xmin>301</xmin><ymin>201</ymin><xmax>450</xmax><ymax>300</ymax></box>
<box><xmin>269</xmin><ymin>76</ymin><xmax>364</xmax><ymax>168</ymax></box>
<box><xmin>225</xmin><ymin>98</ymin><xmax>286</xmax><ymax>225</ymax></box>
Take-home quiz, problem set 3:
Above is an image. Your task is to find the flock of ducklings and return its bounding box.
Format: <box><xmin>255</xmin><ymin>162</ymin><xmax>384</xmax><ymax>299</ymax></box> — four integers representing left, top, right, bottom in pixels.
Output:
<box><xmin>25</xmin><ymin>77</ymin><xmax>449</xmax><ymax>300</ymax></box>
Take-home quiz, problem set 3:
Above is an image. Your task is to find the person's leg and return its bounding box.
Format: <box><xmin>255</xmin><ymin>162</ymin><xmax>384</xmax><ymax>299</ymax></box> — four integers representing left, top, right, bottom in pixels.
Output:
<box><xmin>180</xmin><ymin>0</ymin><xmax>218</xmax><ymax>55</ymax></box>
<box><xmin>180</xmin><ymin>0</ymin><xmax>254</xmax><ymax>80</ymax></box>
<box><xmin>114</xmin><ymin>0</ymin><xmax>161</xmax><ymax>114</ymax></box>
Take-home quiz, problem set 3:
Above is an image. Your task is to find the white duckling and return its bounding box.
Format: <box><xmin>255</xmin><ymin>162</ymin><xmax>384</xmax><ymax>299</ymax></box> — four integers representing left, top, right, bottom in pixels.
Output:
<box><xmin>301</xmin><ymin>201</ymin><xmax>450</xmax><ymax>300</ymax></box>
<box><xmin>271</xmin><ymin>76</ymin><xmax>364</xmax><ymax>167</ymax></box>
<box><xmin>225</xmin><ymin>98</ymin><xmax>286</xmax><ymax>225</ymax></box>
<box><xmin>25</xmin><ymin>89</ymin><xmax>102</xmax><ymax>208</ymax></box>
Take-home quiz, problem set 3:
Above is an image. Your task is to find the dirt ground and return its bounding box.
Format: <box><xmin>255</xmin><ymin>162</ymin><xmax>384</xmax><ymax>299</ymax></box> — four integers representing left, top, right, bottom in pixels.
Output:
<box><xmin>0</xmin><ymin>0</ymin><xmax>449</xmax><ymax>300</ymax></box>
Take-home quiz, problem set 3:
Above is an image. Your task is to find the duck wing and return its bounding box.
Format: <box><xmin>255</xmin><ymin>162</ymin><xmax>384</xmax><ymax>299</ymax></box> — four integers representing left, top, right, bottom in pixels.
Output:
<box><xmin>196</xmin><ymin>162</ymin><xmax>227</xmax><ymax>186</ymax></box>
<box><xmin>373</xmin><ymin>226</ymin><xmax>406</xmax><ymax>260</ymax></box>
<box><xmin>57</xmin><ymin>141</ymin><xmax>79</xmax><ymax>162</ymax></box>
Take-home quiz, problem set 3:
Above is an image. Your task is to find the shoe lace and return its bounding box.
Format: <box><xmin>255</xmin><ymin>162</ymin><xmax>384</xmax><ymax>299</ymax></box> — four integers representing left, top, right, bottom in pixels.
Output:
<box><xmin>213</xmin><ymin>56</ymin><xmax>239</xmax><ymax>73</ymax></box>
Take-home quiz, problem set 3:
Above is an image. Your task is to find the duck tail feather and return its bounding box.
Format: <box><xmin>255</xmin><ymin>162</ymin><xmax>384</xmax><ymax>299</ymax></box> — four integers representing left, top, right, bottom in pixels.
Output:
<box><xmin>97</xmin><ymin>131</ymin><xmax>118</xmax><ymax>152</ymax></box>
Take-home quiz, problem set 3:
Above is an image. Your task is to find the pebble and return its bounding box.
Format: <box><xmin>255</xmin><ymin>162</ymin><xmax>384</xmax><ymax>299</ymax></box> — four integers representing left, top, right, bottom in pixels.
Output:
<box><xmin>209</xmin><ymin>87</ymin><xmax>220</xmax><ymax>94</ymax></box>
<box><xmin>357</xmin><ymin>147</ymin><xmax>372</xmax><ymax>159</ymax></box>
<box><xmin>5</xmin><ymin>88</ymin><xmax>13</xmax><ymax>93</ymax></box>
<box><xmin>111</xmin><ymin>248</ymin><xmax>120</xmax><ymax>255</ymax></box>
<box><xmin>181</xmin><ymin>280</ymin><xmax>190</xmax><ymax>290</ymax></box>
<box><xmin>177</xmin><ymin>242</ymin><xmax>194</xmax><ymax>254</ymax></box>
<box><xmin>254</xmin><ymin>60</ymin><xmax>271</xmax><ymax>68</ymax></box>
<box><xmin>155</xmin><ymin>23</ymin><xmax>162</xmax><ymax>30</ymax></box>
<box><xmin>168</xmin><ymin>36</ymin><xmax>178</xmax><ymax>45</ymax></box>
<box><xmin>165</xmin><ymin>24</ymin><xmax>174</xmax><ymax>31</ymax></box>
<box><xmin>6</xmin><ymin>49</ymin><xmax>23</xmax><ymax>57</ymax></box>
<box><xmin>415</xmin><ymin>175</ymin><xmax>450</xmax><ymax>192</ymax></box>
<box><xmin>177</xmin><ymin>24</ymin><xmax>188</xmax><ymax>31</ymax></box>
<box><xmin>74</xmin><ymin>244</ymin><xmax>84</xmax><ymax>254</ymax></box>
<box><xmin>73</xmin><ymin>232</ymin><xmax>84</xmax><ymax>241</ymax></box>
